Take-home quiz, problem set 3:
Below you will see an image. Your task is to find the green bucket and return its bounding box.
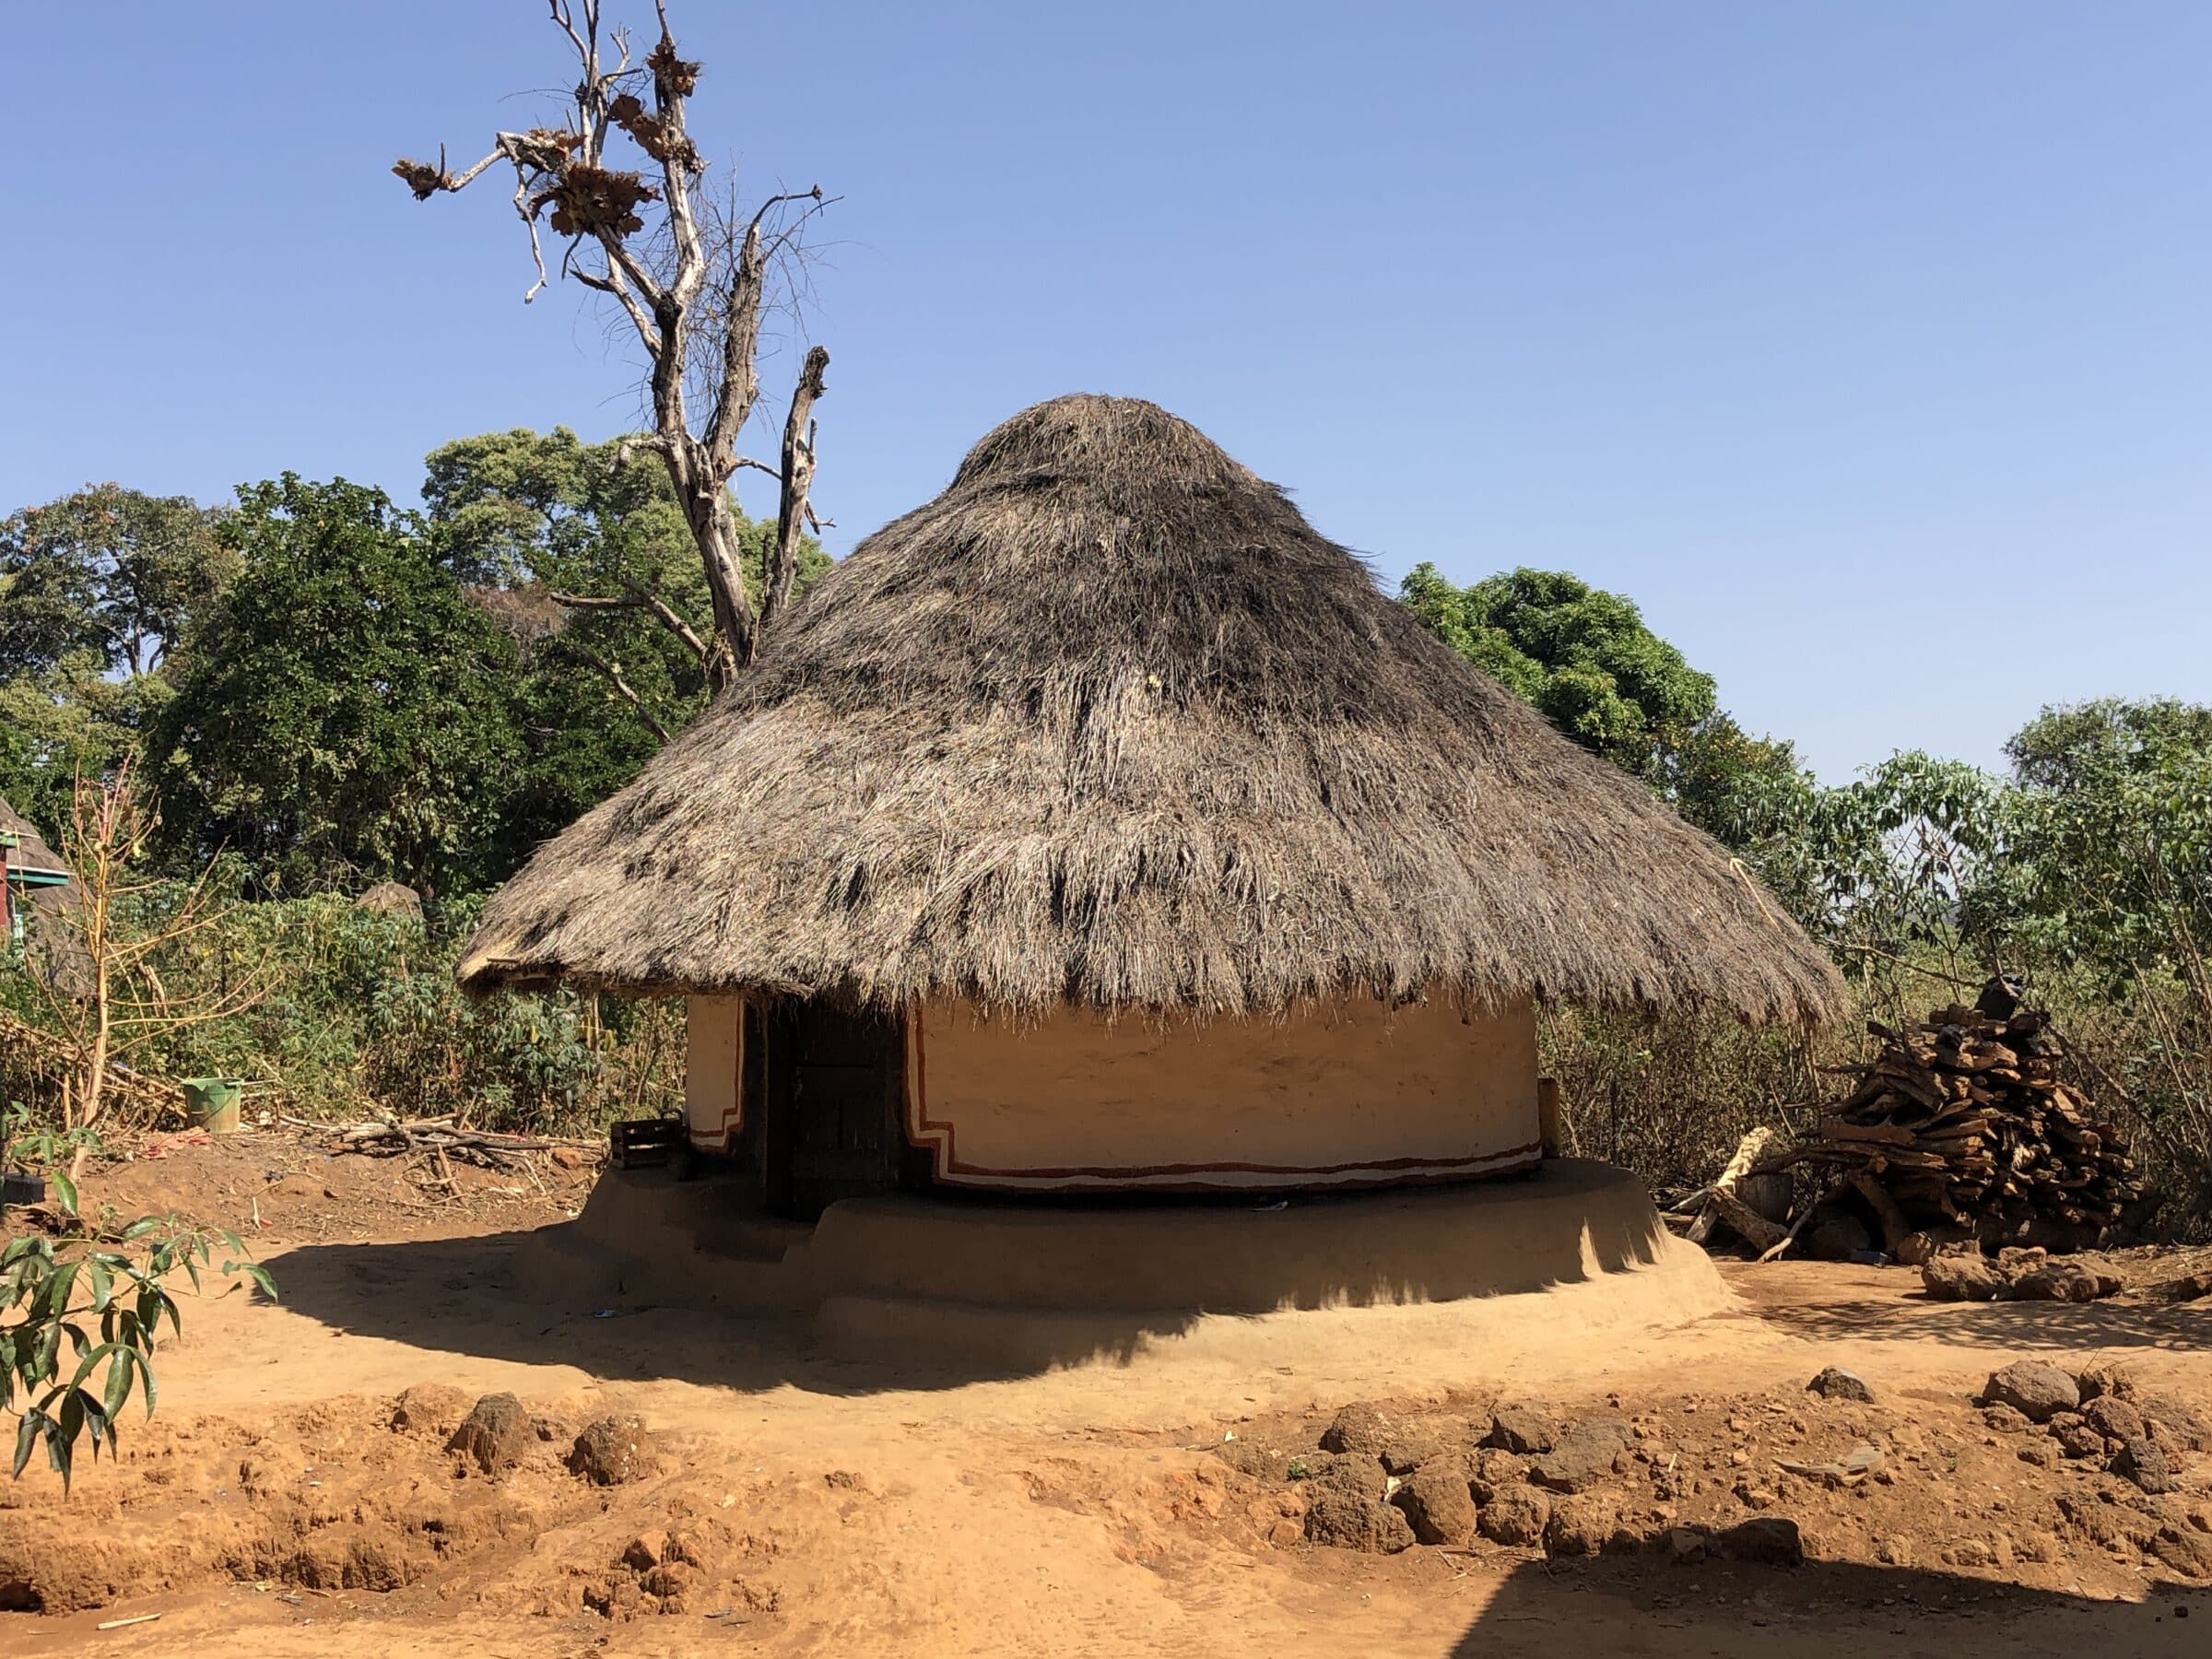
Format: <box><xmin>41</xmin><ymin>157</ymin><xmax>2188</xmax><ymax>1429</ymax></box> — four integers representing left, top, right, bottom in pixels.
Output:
<box><xmin>181</xmin><ymin>1077</ymin><xmax>245</xmax><ymax>1135</ymax></box>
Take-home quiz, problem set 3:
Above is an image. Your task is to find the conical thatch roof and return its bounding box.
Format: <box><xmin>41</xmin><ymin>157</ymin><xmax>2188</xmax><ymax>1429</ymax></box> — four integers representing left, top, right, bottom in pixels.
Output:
<box><xmin>459</xmin><ymin>395</ymin><xmax>1845</xmax><ymax>1025</ymax></box>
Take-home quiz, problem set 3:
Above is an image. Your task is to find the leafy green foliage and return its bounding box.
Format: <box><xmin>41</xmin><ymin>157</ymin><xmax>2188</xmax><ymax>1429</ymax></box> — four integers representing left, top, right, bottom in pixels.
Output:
<box><xmin>2</xmin><ymin>1220</ymin><xmax>274</xmax><ymax>1490</ymax></box>
<box><xmin>0</xmin><ymin>1112</ymin><xmax>276</xmax><ymax>1495</ymax></box>
<box><xmin>0</xmin><ymin>485</ymin><xmax>231</xmax><ymax>678</ymax></box>
<box><xmin>144</xmin><ymin>476</ymin><xmax>526</xmax><ymax>897</ymax></box>
<box><xmin>0</xmin><ymin>486</ymin><xmax>227</xmax><ymax>841</ymax></box>
<box><xmin>1400</xmin><ymin>562</ymin><xmax>1805</xmax><ymax>854</ymax></box>
<box><xmin>1400</xmin><ymin>563</ymin><xmax>1718</xmax><ymax>773</ymax></box>
<box><xmin>0</xmin><ymin>653</ymin><xmax>160</xmax><ymax>843</ymax></box>
<box><xmin>2</xmin><ymin>892</ymin><xmax>685</xmax><ymax>1136</ymax></box>
<box><xmin>421</xmin><ymin>427</ymin><xmax>829</xmax><ymax>844</ymax></box>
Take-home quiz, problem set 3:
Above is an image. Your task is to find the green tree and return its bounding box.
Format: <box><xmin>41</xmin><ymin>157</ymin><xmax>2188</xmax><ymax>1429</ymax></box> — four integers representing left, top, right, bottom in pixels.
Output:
<box><xmin>1400</xmin><ymin>562</ymin><xmax>1810</xmax><ymax>861</ymax></box>
<box><xmin>0</xmin><ymin>485</ymin><xmax>230</xmax><ymax>677</ymax></box>
<box><xmin>144</xmin><ymin>476</ymin><xmax>524</xmax><ymax>896</ymax></box>
<box><xmin>0</xmin><ymin>486</ymin><xmax>230</xmax><ymax>838</ymax></box>
<box><xmin>1400</xmin><ymin>564</ymin><xmax>1719</xmax><ymax>774</ymax></box>
<box><xmin>422</xmin><ymin>427</ymin><xmax>828</xmax><ymax>844</ymax></box>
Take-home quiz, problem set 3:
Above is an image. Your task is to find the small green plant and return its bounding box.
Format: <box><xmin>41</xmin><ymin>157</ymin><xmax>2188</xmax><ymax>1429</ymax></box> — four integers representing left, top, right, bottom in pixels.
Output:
<box><xmin>3</xmin><ymin>1100</ymin><xmax>101</xmax><ymax>1214</ymax></box>
<box><xmin>1</xmin><ymin>1204</ymin><xmax>275</xmax><ymax>1489</ymax></box>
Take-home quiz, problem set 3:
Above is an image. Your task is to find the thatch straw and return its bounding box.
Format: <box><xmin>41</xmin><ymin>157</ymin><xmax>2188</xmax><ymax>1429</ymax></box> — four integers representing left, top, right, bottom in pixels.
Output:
<box><xmin>459</xmin><ymin>395</ymin><xmax>1845</xmax><ymax>1025</ymax></box>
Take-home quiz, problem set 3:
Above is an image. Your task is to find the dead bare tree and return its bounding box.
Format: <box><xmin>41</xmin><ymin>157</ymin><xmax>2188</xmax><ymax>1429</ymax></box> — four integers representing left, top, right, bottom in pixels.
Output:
<box><xmin>395</xmin><ymin>0</ymin><xmax>830</xmax><ymax>694</ymax></box>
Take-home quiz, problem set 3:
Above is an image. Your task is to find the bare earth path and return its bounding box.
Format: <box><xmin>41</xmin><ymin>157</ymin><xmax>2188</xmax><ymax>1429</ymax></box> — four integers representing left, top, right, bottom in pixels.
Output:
<box><xmin>4</xmin><ymin>1149</ymin><xmax>2207</xmax><ymax>1657</ymax></box>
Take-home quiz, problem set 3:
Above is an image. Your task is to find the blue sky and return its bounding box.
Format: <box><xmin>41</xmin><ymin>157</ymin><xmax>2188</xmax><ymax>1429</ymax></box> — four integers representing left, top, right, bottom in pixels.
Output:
<box><xmin>6</xmin><ymin>3</ymin><xmax>2206</xmax><ymax>780</ymax></box>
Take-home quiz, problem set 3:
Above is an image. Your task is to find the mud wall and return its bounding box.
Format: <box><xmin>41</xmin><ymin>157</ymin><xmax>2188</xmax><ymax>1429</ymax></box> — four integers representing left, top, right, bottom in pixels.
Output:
<box><xmin>907</xmin><ymin>994</ymin><xmax>1541</xmax><ymax>1193</ymax></box>
<box><xmin>685</xmin><ymin>994</ymin><xmax>744</xmax><ymax>1151</ymax></box>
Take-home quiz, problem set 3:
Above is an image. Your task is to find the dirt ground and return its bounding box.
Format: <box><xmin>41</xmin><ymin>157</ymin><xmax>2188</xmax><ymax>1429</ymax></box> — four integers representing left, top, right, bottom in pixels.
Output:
<box><xmin>4</xmin><ymin>1133</ymin><xmax>2209</xmax><ymax>1657</ymax></box>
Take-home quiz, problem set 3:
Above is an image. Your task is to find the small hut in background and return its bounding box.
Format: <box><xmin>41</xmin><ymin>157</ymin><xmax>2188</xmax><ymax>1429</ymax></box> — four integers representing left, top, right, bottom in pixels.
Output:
<box><xmin>461</xmin><ymin>396</ymin><xmax>1842</xmax><ymax>1236</ymax></box>
<box><xmin>1</xmin><ymin>794</ymin><xmax>86</xmax><ymax>998</ymax></box>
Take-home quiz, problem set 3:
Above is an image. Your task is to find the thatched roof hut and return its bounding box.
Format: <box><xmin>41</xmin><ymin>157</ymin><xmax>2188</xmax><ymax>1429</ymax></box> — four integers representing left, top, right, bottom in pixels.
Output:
<box><xmin>1</xmin><ymin>794</ymin><xmax>88</xmax><ymax>998</ymax></box>
<box><xmin>460</xmin><ymin>394</ymin><xmax>1842</xmax><ymax>1030</ymax></box>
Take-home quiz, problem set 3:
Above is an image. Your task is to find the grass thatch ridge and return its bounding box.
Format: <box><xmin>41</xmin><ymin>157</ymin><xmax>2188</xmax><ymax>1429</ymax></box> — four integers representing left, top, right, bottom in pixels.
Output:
<box><xmin>458</xmin><ymin>394</ymin><xmax>1846</xmax><ymax>1026</ymax></box>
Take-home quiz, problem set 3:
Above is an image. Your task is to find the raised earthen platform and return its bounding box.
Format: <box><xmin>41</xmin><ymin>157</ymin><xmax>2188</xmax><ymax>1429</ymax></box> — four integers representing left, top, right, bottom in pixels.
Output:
<box><xmin>524</xmin><ymin>1157</ymin><xmax>1725</xmax><ymax>1375</ymax></box>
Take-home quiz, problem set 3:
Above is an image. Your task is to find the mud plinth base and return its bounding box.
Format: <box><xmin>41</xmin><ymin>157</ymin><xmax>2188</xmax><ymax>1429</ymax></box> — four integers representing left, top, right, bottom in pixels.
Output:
<box><xmin>805</xmin><ymin>1158</ymin><xmax>1725</xmax><ymax>1372</ymax></box>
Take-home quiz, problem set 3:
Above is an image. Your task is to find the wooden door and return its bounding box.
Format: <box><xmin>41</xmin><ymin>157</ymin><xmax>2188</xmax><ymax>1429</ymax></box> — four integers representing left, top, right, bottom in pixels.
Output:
<box><xmin>761</xmin><ymin>1000</ymin><xmax>907</xmax><ymax>1220</ymax></box>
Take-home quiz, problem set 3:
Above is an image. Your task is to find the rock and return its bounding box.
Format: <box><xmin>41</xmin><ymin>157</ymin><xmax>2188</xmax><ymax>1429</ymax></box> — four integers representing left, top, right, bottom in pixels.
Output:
<box><xmin>1662</xmin><ymin>1526</ymin><xmax>1710</xmax><ymax>1563</ymax></box>
<box><xmin>2010</xmin><ymin>1261</ymin><xmax>2123</xmax><ymax>1302</ymax></box>
<box><xmin>549</xmin><ymin>1146</ymin><xmax>587</xmax><ymax>1171</ymax></box>
<box><xmin>1542</xmin><ymin>1494</ymin><xmax>1617</xmax><ymax>1558</ymax></box>
<box><xmin>1488</xmin><ymin>1403</ymin><xmax>1559</xmax><ymax>1455</ymax></box>
<box><xmin>641</xmin><ymin>1560</ymin><xmax>698</xmax><ymax>1608</ymax></box>
<box><xmin>1393</xmin><ymin>1465</ymin><xmax>1478</xmax><ymax>1545</ymax></box>
<box><xmin>1304</xmin><ymin>1487</ymin><xmax>1415</xmax><ymax>1552</ymax></box>
<box><xmin>1720</xmin><ymin>1516</ymin><xmax>1806</xmax><ymax>1566</ymax></box>
<box><xmin>1923</xmin><ymin>1253</ymin><xmax>2006</xmax><ymax>1302</ymax></box>
<box><xmin>2112</xmin><ymin>1436</ymin><xmax>2175</xmax><ymax>1496</ymax></box>
<box><xmin>1478</xmin><ymin>1485</ymin><xmax>1550</xmax><ymax>1547</ymax></box>
<box><xmin>1946</xmin><ymin>1539</ymin><xmax>1997</xmax><ymax>1568</ymax></box>
<box><xmin>446</xmin><ymin>1393</ymin><xmax>533</xmax><ymax>1475</ymax></box>
<box><xmin>1318</xmin><ymin>1402</ymin><xmax>1394</xmax><ymax>1460</ymax></box>
<box><xmin>1806</xmin><ymin>1367</ymin><xmax>1876</xmax><ymax>1404</ymax></box>
<box><xmin>2053</xmin><ymin>1422</ymin><xmax>2106</xmax><ymax>1460</ymax></box>
<box><xmin>1982</xmin><ymin>1403</ymin><xmax>2032</xmax><ymax>1433</ymax></box>
<box><xmin>2138</xmin><ymin>1395</ymin><xmax>2212</xmax><ymax>1453</ymax></box>
<box><xmin>2081</xmin><ymin>1395</ymin><xmax>2147</xmax><ymax>1446</ymax></box>
<box><xmin>390</xmin><ymin>1383</ymin><xmax>468</xmax><ymax>1436</ymax></box>
<box><xmin>1529</xmin><ymin>1420</ymin><xmax>1631</xmax><ymax>1495</ymax></box>
<box><xmin>1216</xmin><ymin>1441</ymin><xmax>1284</xmax><ymax>1480</ymax></box>
<box><xmin>2017</xmin><ymin>1441</ymin><xmax>2056</xmax><ymax>1469</ymax></box>
<box><xmin>1303</xmin><ymin>1453</ymin><xmax>1386</xmax><ymax>1501</ymax></box>
<box><xmin>2154</xmin><ymin>1526</ymin><xmax>2212</xmax><ymax>1580</ymax></box>
<box><xmin>1380</xmin><ymin>1433</ymin><xmax>1443</xmax><ymax>1476</ymax></box>
<box><xmin>1979</xmin><ymin>1359</ymin><xmax>2080</xmax><ymax>1423</ymax></box>
<box><xmin>622</xmin><ymin>1531</ymin><xmax>668</xmax><ymax>1571</ymax></box>
<box><xmin>1468</xmin><ymin>1447</ymin><xmax>1526</xmax><ymax>1502</ymax></box>
<box><xmin>2075</xmin><ymin>1362</ymin><xmax>2136</xmax><ymax>1404</ymax></box>
<box><xmin>1894</xmin><ymin>1230</ymin><xmax>1936</xmax><ymax>1267</ymax></box>
<box><xmin>567</xmin><ymin>1415</ymin><xmax>657</xmax><ymax>1486</ymax></box>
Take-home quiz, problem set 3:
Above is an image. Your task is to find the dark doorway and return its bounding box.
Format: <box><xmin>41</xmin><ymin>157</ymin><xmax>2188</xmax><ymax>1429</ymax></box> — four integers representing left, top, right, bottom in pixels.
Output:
<box><xmin>760</xmin><ymin>999</ymin><xmax>911</xmax><ymax>1220</ymax></box>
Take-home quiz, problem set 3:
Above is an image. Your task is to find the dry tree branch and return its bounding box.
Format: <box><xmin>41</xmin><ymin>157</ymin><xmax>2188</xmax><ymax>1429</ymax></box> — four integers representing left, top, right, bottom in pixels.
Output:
<box><xmin>763</xmin><ymin>345</ymin><xmax>829</xmax><ymax>631</ymax></box>
<box><xmin>395</xmin><ymin>1</ymin><xmax>833</xmax><ymax>698</ymax></box>
<box><xmin>555</xmin><ymin>640</ymin><xmax>673</xmax><ymax>743</ymax></box>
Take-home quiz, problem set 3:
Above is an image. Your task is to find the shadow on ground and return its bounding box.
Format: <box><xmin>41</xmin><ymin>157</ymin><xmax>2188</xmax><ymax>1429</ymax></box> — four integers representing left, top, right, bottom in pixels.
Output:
<box><xmin>1733</xmin><ymin>1269</ymin><xmax>2212</xmax><ymax>1357</ymax></box>
<box><xmin>1452</xmin><ymin>1555</ymin><xmax>2205</xmax><ymax>1658</ymax></box>
<box><xmin>262</xmin><ymin>1159</ymin><xmax>1686</xmax><ymax>1394</ymax></box>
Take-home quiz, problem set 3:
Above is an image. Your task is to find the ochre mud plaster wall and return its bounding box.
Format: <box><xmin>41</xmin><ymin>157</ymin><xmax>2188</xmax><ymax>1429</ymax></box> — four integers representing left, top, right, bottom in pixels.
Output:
<box><xmin>685</xmin><ymin>994</ymin><xmax>744</xmax><ymax>1150</ymax></box>
<box><xmin>908</xmin><ymin>994</ymin><xmax>1540</xmax><ymax>1193</ymax></box>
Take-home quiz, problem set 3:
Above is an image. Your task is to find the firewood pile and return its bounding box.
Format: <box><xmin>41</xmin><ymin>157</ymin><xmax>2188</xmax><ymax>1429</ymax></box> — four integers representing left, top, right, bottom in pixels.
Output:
<box><xmin>1801</xmin><ymin>992</ymin><xmax>2142</xmax><ymax>1245</ymax></box>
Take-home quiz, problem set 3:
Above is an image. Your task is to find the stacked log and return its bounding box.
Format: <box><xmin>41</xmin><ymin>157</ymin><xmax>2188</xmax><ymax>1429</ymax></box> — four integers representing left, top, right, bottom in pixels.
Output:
<box><xmin>1806</xmin><ymin>999</ymin><xmax>2141</xmax><ymax>1242</ymax></box>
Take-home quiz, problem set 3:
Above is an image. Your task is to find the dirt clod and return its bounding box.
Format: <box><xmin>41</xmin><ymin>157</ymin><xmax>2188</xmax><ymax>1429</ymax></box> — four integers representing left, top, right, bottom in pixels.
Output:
<box><xmin>1529</xmin><ymin>1419</ymin><xmax>1630</xmax><ymax>1494</ymax></box>
<box><xmin>1318</xmin><ymin>1401</ymin><xmax>1394</xmax><ymax>1458</ymax></box>
<box><xmin>447</xmin><ymin>1392</ymin><xmax>533</xmax><ymax>1475</ymax></box>
<box><xmin>1806</xmin><ymin>1366</ymin><xmax>1875</xmax><ymax>1404</ymax></box>
<box><xmin>1478</xmin><ymin>1484</ymin><xmax>1550</xmax><ymax>1547</ymax></box>
<box><xmin>568</xmin><ymin>1415</ymin><xmax>657</xmax><ymax>1486</ymax></box>
<box><xmin>390</xmin><ymin>1383</ymin><xmax>469</xmax><ymax>1437</ymax></box>
<box><xmin>1541</xmin><ymin>1493</ymin><xmax>1618</xmax><ymax>1557</ymax></box>
<box><xmin>1303</xmin><ymin>1485</ymin><xmax>1414</xmax><ymax>1553</ymax></box>
<box><xmin>1391</xmin><ymin>1465</ymin><xmax>1477</xmax><ymax>1546</ymax></box>
<box><xmin>1488</xmin><ymin>1402</ymin><xmax>1559</xmax><ymax>1455</ymax></box>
